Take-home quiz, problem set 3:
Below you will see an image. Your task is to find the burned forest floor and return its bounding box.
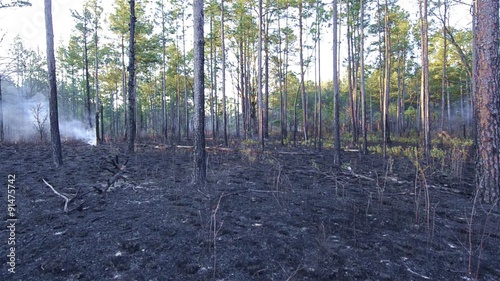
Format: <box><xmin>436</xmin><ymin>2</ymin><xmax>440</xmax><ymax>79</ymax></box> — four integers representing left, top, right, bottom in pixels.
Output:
<box><xmin>1</xmin><ymin>141</ymin><xmax>499</xmax><ymax>281</ymax></box>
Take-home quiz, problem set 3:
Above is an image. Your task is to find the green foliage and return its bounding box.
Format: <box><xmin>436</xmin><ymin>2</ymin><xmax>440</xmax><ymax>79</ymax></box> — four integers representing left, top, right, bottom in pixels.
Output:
<box><xmin>430</xmin><ymin>131</ymin><xmax>472</xmax><ymax>177</ymax></box>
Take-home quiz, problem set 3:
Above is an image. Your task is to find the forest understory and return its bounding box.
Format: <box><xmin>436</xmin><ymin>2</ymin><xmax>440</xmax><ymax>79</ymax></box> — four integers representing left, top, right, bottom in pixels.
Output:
<box><xmin>1</xmin><ymin>141</ymin><xmax>499</xmax><ymax>281</ymax></box>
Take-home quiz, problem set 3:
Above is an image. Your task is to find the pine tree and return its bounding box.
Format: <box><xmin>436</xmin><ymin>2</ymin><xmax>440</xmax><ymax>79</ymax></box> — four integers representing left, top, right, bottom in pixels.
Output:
<box><xmin>193</xmin><ymin>0</ymin><xmax>206</xmax><ymax>185</ymax></box>
<box><xmin>474</xmin><ymin>0</ymin><xmax>500</xmax><ymax>203</ymax></box>
<box><xmin>44</xmin><ymin>0</ymin><xmax>63</xmax><ymax>167</ymax></box>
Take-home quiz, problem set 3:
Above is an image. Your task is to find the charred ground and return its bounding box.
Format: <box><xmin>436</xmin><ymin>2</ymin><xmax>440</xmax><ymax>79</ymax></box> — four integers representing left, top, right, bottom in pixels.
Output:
<box><xmin>1</xmin><ymin>142</ymin><xmax>499</xmax><ymax>280</ymax></box>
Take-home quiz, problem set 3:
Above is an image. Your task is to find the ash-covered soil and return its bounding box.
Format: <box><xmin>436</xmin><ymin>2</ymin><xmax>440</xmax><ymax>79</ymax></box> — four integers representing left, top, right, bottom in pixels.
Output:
<box><xmin>1</xmin><ymin>142</ymin><xmax>499</xmax><ymax>281</ymax></box>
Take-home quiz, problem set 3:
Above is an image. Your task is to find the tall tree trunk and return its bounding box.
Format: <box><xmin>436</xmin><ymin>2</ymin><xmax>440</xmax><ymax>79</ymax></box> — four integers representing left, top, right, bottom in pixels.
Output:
<box><xmin>193</xmin><ymin>0</ymin><xmax>206</xmax><ymax>185</ymax></box>
<box><xmin>474</xmin><ymin>0</ymin><xmax>500</xmax><ymax>203</ymax></box>
<box><xmin>110</xmin><ymin>86</ymin><xmax>115</xmax><ymax>138</ymax></box>
<box><xmin>182</xmin><ymin>15</ymin><xmax>189</xmax><ymax>141</ymax></box>
<box><xmin>221</xmin><ymin>0</ymin><xmax>228</xmax><ymax>147</ymax></box>
<box><xmin>264</xmin><ymin>8</ymin><xmax>270</xmax><ymax>139</ymax></box>
<box><xmin>333</xmin><ymin>0</ymin><xmax>341</xmax><ymax>165</ymax></box>
<box><xmin>377</xmin><ymin>0</ymin><xmax>384</xmax><ymax>132</ymax></box>
<box><xmin>239</xmin><ymin>38</ymin><xmax>246</xmax><ymax>138</ymax></box>
<box><xmin>401</xmin><ymin>52</ymin><xmax>407</xmax><ymax>134</ymax></box>
<box><xmin>209</xmin><ymin>14</ymin><xmax>216</xmax><ymax>140</ymax></box>
<box><xmin>420</xmin><ymin>0</ymin><xmax>431</xmax><ymax>157</ymax></box>
<box><xmin>161</xmin><ymin>0</ymin><xmax>167</xmax><ymax>142</ymax></box>
<box><xmin>299</xmin><ymin>1</ymin><xmax>308</xmax><ymax>142</ymax></box>
<box><xmin>44</xmin><ymin>0</ymin><xmax>63</xmax><ymax>167</ymax></box>
<box><xmin>317</xmin><ymin>10</ymin><xmax>322</xmax><ymax>151</ymax></box>
<box><xmin>278</xmin><ymin>13</ymin><xmax>285</xmax><ymax>145</ymax></box>
<box><xmin>94</xmin><ymin>0</ymin><xmax>100</xmax><ymax>144</ymax></box>
<box><xmin>83</xmin><ymin>11</ymin><xmax>92</xmax><ymax>130</ymax></box>
<box><xmin>121</xmin><ymin>35</ymin><xmax>128</xmax><ymax>139</ymax></box>
<box><xmin>127</xmin><ymin>0</ymin><xmax>137</xmax><ymax>154</ymax></box>
<box><xmin>0</xmin><ymin>75</ymin><xmax>3</xmax><ymax>143</ymax></box>
<box><xmin>257</xmin><ymin>0</ymin><xmax>264</xmax><ymax>149</ymax></box>
<box><xmin>176</xmin><ymin>63</ymin><xmax>181</xmax><ymax>143</ymax></box>
<box><xmin>383</xmin><ymin>1</ymin><xmax>391</xmax><ymax>158</ymax></box>
<box><xmin>347</xmin><ymin>0</ymin><xmax>357</xmax><ymax>144</ymax></box>
<box><xmin>440</xmin><ymin>0</ymin><xmax>448</xmax><ymax>132</ymax></box>
<box><xmin>360</xmin><ymin>0</ymin><xmax>367</xmax><ymax>154</ymax></box>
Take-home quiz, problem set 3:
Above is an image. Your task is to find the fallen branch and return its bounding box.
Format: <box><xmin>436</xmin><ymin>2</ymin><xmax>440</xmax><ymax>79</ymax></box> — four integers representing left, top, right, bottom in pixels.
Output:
<box><xmin>340</xmin><ymin>170</ymin><xmax>375</xmax><ymax>182</ymax></box>
<box><xmin>175</xmin><ymin>145</ymin><xmax>194</xmax><ymax>150</ymax></box>
<box><xmin>42</xmin><ymin>178</ymin><xmax>70</xmax><ymax>213</ymax></box>
<box><xmin>275</xmin><ymin>151</ymin><xmax>315</xmax><ymax>156</ymax></box>
<box><xmin>247</xmin><ymin>189</ymin><xmax>287</xmax><ymax>194</ymax></box>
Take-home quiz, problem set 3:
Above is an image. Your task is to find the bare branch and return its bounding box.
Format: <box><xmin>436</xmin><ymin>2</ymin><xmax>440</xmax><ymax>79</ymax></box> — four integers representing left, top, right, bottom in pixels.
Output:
<box><xmin>42</xmin><ymin>178</ymin><xmax>70</xmax><ymax>213</ymax></box>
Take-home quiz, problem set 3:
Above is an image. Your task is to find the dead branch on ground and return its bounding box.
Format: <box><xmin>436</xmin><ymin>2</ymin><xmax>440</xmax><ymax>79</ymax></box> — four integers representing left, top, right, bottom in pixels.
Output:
<box><xmin>42</xmin><ymin>178</ymin><xmax>77</xmax><ymax>213</ymax></box>
<box><xmin>96</xmin><ymin>155</ymin><xmax>135</xmax><ymax>194</ymax></box>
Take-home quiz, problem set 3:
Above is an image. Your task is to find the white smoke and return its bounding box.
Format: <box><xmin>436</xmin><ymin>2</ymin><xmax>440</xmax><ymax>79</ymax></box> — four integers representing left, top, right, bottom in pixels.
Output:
<box><xmin>2</xmin><ymin>88</ymin><xmax>96</xmax><ymax>145</ymax></box>
<box><xmin>59</xmin><ymin>120</ymin><xmax>96</xmax><ymax>145</ymax></box>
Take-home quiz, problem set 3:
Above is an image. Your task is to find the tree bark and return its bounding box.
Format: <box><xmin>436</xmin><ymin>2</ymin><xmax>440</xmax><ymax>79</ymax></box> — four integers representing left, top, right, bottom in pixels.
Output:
<box><xmin>121</xmin><ymin>35</ymin><xmax>128</xmax><ymax>139</ymax></box>
<box><xmin>0</xmin><ymin>75</ymin><xmax>4</xmax><ymax>142</ymax></box>
<box><xmin>264</xmin><ymin>1</ymin><xmax>270</xmax><ymax>139</ymax></box>
<box><xmin>127</xmin><ymin>0</ymin><xmax>137</xmax><ymax>154</ymax></box>
<box><xmin>474</xmin><ymin>0</ymin><xmax>500</xmax><ymax>203</ymax></box>
<box><xmin>209</xmin><ymin>14</ymin><xmax>216</xmax><ymax>140</ymax></box>
<box><xmin>83</xmin><ymin>7</ymin><xmax>92</xmax><ymax>130</ymax></box>
<box><xmin>278</xmin><ymin>13</ymin><xmax>285</xmax><ymax>145</ymax></box>
<box><xmin>94</xmin><ymin>0</ymin><xmax>100</xmax><ymax>144</ymax></box>
<box><xmin>258</xmin><ymin>0</ymin><xmax>264</xmax><ymax>149</ymax></box>
<box><xmin>299</xmin><ymin>1</ymin><xmax>308</xmax><ymax>142</ymax></box>
<box><xmin>383</xmin><ymin>1</ymin><xmax>391</xmax><ymax>158</ymax></box>
<box><xmin>316</xmin><ymin>1</ymin><xmax>322</xmax><ymax>151</ymax></box>
<box><xmin>182</xmin><ymin>14</ymin><xmax>189</xmax><ymax>141</ymax></box>
<box><xmin>440</xmin><ymin>0</ymin><xmax>448</xmax><ymax>132</ymax></box>
<box><xmin>160</xmin><ymin>0</ymin><xmax>167</xmax><ymax>142</ymax></box>
<box><xmin>221</xmin><ymin>0</ymin><xmax>228</xmax><ymax>147</ymax></box>
<box><xmin>192</xmin><ymin>0</ymin><xmax>206</xmax><ymax>185</ymax></box>
<box><xmin>333</xmin><ymin>0</ymin><xmax>340</xmax><ymax>165</ymax></box>
<box><xmin>360</xmin><ymin>0</ymin><xmax>367</xmax><ymax>154</ymax></box>
<box><xmin>44</xmin><ymin>0</ymin><xmax>63</xmax><ymax>167</ymax></box>
<box><xmin>346</xmin><ymin>0</ymin><xmax>357</xmax><ymax>144</ymax></box>
<box><xmin>420</xmin><ymin>0</ymin><xmax>431</xmax><ymax>158</ymax></box>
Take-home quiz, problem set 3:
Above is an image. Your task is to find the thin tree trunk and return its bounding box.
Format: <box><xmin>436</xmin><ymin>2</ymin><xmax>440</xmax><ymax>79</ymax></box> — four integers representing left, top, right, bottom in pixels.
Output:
<box><xmin>299</xmin><ymin>1</ymin><xmax>308</xmax><ymax>142</ymax></box>
<box><xmin>317</xmin><ymin>15</ymin><xmax>322</xmax><ymax>151</ymax></box>
<box><xmin>0</xmin><ymin>75</ymin><xmax>3</xmax><ymax>142</ymax></box>
<box><xmin>333</xmin><ymin>0</ymin><xmax>340</xmax><ymax>164</ymax></box>
<box><xmin>420</xmin><ymin>0</ymin><xmax>431</xmax><ymax>157</ymax></box>
<box><xmin>94</xmin><ymin>0</ymin><xmax>100</xmax><ymax>144</ymax></box>
<box><xmin>182</xmin><ymin>15</ymin><xmax>189</xmax><ymax>141</ymax></box>
<box><xmin>127</xmin><ymin>0</ymin><xmax>137</xmax><ymax>154</ymax></box>
<box><xmin>283</xmin><ymin>14</ymin><xmax>289</xmax><ymax>142</ymax></box>
<box><xmin>264</xmin><ymin>1</ymin><xmax>270</xmax><ymax>138</ymax></box>
<box><xmin>440</xmin><ymin>0</ymin><xmax>448</xmax><ymax>132</ymax></box>
<box><xmin>278</xmin><ymin>13</ymin><xmax>285</xmax><ymax>145</ymax></box>
<box><xmin>360</xmin><ymin>0</ymin><xmax>367</xmax><ymax>154</ymax></box>
<box><xmin>377</xmin><ymin>0</ymin><xmax>384</xmax><ymax>132</ymax></box>
<box><xmin>239</xmin><ymin>39</ymin><xmax>246</xmax><ymax>138</ymax></box>
<box><xmin>221</xmin><ymin>0</ymin><xmax>228</xmax><ymax>147</ymax></box>
<box><xmin>383</xmin><ymin>1</ymin><xmax>391</xmax><ymax>158</ymax></box>
<box><xmin>210</xmin><ymin>15</ymin><xmax>216</xmax><ymax>140</ymax></box>
<box><xmin>121</xmin><ymin>35</ymin><xmax>127</xmax><ymax>139</ymax></box>
<box><xmin>83</xmin><ymin>10</ymin><xmax>92</xmax><ymax>130</ymax></box>
<box><xmin>44</xmin><ymin>0</ymin><xmax>63</xmax><ymax>167</ymax></box>
<box><xmin>161</xmin><ymin>0</ymin><xmax>167</xmax><ymax>142</ymax></box>
<box><xmin>347</xmin><ymin>0</ymin><xmax>357</xmax><ymax>143</ymax></box>
<box><xmin>258</xmin><ymin>0</ymin><xmax>264</xmax><ymax>149</ymax></box>
<box><xmin>176</xmin><ymin>62</ymin><xmax>181</xmax><ymax>143</ymax></box>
